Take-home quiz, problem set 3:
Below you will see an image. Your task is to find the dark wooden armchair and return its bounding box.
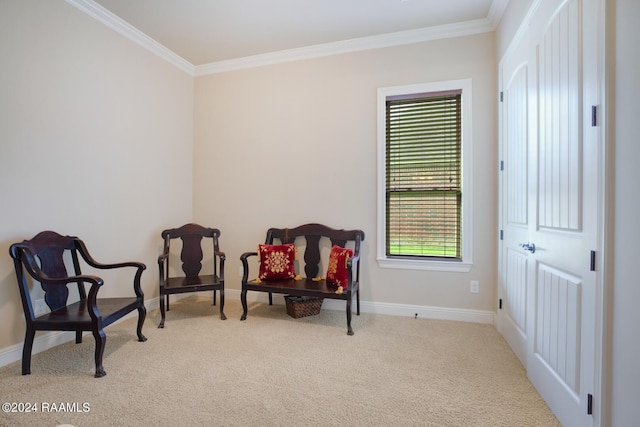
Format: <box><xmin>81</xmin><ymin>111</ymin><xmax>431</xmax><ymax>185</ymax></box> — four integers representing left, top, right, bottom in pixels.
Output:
<box><xmin>9</xmin><ymin>231</ymin><xmax>147</xmax><ymax>378</ymax></box>
<box><xmin>158</xmin><ymin>223</ymin><xmax>226</xmax><ymax>327</ymax></box>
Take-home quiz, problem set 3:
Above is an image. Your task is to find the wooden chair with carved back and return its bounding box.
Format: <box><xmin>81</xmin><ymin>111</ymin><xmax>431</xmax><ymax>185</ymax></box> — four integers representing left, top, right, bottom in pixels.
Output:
<box><xmin>158</xmin><ymin>223</ymin><xmax>226</xmax><ymax>327</ymax></box>
<box><xmin>9</xmin><ymin>231</ymin><xmax>147</xmax><ymax>378</ymax></box>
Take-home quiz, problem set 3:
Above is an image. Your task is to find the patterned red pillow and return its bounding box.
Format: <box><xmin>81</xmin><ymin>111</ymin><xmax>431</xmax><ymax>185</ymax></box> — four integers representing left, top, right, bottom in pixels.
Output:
<box><xmin>258</xmin><ymin>244</ymin><xmax>297</xmax><ymax>280</ymax></box>
<box><xmin>326</xmin><ymin>245</ymin><xmax>353</xmax><ymax>288</ymax></box>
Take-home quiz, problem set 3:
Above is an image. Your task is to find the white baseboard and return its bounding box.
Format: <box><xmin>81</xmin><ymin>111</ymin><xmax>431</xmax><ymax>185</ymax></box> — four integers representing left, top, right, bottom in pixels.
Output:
<box><xmin>0</xmin><ymin>331</ymin><xmax>74</xmax><ymax>371</ymax></box>
<box><xmin>0</xmin><ymin>291</ymin><xmax>494</xmax><ymax>369</ymax></box>
<box><xmin>232</xmin><ymin>289</ymin><xmax>495</xmax><ymax>324</ymax></box>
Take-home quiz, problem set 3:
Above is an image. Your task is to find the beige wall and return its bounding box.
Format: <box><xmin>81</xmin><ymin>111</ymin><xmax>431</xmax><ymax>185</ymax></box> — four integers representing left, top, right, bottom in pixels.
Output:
<box><xmin>0</xmin><ymin>1</ymin><xmax>194</xmax><ymax>350</ymax></box>
<box><xmin>610</xmin><ymin>0</ymin><xmax>640</xmax><ymax>424</ymax></box>
<box><xmin>194</xmin><ymin>33</ymin><xmax>498</xmax><ymax>312</ymax></box>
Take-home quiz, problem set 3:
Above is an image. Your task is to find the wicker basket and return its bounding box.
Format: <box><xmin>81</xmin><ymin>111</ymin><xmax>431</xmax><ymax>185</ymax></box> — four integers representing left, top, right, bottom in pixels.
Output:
<box><xmin>284</xmin><ymin>296</ymin><xmax>324</xmax><ymax>318</ymax></box>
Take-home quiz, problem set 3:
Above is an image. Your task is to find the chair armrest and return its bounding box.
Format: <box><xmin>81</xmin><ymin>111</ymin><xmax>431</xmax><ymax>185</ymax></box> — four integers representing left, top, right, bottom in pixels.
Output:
<box><xmin>28</xmin><ymin>272</ymin><xmax>104</xmax><ymax>320</ymax></box>
<box><xmin>76</xmin><ymin>238</ymin><xmax>146</xmax><ymax>271</ymax></box>
<box><xmin>34</xmin><ymin>273</ymin><xmax>103</xmax><ymax>288</ymax></box>
<box><xmin>87</xmin><ymin>257</ymin><xmax>145</xmax><ymax>299</ymax></box>
<box><xmin>44</xmin><ymin>275</ymin><xmax>105</xmax><ymax>322</ymax></box>
<box><xmin>83</xmin><ymin>256</ymin><xmax>146</xmax><ymax>271</ymax></box>
<box><xmin>75</xmin><ymin>239</ymin><xmax>146</xmax><ymax>298</ymax></box>
<box><xmin>240</xmin><ymin>252</ymin><xmax>258</xmax><ymax>283</ymax></box>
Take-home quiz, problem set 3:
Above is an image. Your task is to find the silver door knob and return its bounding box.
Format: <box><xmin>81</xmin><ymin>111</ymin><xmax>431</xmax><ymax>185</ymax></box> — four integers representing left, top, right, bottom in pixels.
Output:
<box><xmin>519</xmin><ymin>243</ymin><xmax>536</xmax><ymax>253</ymax></box>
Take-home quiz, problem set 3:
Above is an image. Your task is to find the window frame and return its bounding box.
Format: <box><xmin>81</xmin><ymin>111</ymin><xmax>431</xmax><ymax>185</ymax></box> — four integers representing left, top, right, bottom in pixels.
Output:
<box><xmin>377</xmin><ymin>79</ymin><xmax>473</xmax><ymax>272</ymax></box>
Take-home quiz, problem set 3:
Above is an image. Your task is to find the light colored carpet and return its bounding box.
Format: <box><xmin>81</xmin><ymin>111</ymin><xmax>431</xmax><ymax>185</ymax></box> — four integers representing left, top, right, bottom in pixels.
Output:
<box><xmin>0</xmin><ymin>297</ymin><xmax>560</xmax><ymax>427</ymax></box>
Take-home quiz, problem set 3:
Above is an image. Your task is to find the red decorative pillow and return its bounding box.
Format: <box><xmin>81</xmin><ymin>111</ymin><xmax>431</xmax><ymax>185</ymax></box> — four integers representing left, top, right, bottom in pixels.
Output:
<box><xmin>258</xmin><ymin>244</ymin><xmax>297</xmax><ymax>280</ymax></box>
<box><xmin>326</xmin><ymin>245</ymin><xmax>353</xmax><ymax>288</ymax></box>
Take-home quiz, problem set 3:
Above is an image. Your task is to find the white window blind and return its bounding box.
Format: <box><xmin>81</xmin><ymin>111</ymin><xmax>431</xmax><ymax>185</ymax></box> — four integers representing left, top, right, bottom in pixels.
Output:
<box><xmin>385</xmin><ymin>90</ymin><xmax>462</xmax><ymax>259</ymax></box>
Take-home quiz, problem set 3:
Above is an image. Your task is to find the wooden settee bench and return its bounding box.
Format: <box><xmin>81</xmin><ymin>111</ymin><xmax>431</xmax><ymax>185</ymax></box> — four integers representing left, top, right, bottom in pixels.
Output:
<box><xmin>240</xmin><ymin>223</ymin><xmax>365</xmax><ymax>335</ymax></box>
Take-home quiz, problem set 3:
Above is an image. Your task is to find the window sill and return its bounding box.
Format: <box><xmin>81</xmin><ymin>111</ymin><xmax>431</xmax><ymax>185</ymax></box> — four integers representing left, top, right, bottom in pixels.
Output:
<box><xmin>377</xmin><ymin>257</ymin><xmax>472</xmax><ymax>273</ymax></box>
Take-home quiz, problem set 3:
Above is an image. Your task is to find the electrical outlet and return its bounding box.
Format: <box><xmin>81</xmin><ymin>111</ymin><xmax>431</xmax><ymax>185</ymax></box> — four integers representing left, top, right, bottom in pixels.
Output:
<box><xmin>34</xmin><ymin>299</ymin><xmax>47</xmax><ymax>315</ymax></box>
<box><xmin>470</xmin><ymin>280</ymin><xmax>480</xmax><ymax>293</ymax></box>
<box><xmin>239</xmin><ymin>266</ymin><xmax>243</xmax><ymax>277</ymax></box>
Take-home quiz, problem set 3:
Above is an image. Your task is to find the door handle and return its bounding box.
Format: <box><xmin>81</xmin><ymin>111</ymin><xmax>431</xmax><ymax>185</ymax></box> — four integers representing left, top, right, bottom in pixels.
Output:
<box><xmin>519</xmin><ymin>242</ymin><xmax>536</xmax><ymax>253</ymax></box>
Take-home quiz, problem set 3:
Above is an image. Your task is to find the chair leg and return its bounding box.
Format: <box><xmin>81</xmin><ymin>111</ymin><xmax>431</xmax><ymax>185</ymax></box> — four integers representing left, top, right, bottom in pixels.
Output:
<box><xmin>240</xmin><ymin>289</ymin><xmax>248</xmax><ymax>320</ymax></box>
<box><xmin>213</xmin><ymin>290</ymin><xmax>217</xmax><ymax>306</ymax></box>
<box><xmin>219</xmin><ymin>289</ymin><xmax>226</xmax><ymax>320</ymax></box>
<box><xmin>22</xmin><ymin>326</ymin><xmax>35</xmax><ymax>375</ymax></box>
<box><xmin>166</xmin><ymin>294</ymin><xmax>170</xmax><ymax>311</ymax></box>
<box><xmin>137</xmin><ymin>305</ymin><xmax>147</xmax><ymax>342</ymax></box>
<box><xmin>92</xmin><ymin>328</ymin><xmax>107</xmax><ymax>378</ymax></box>
<box><xmin>75</xmin><ymin>330</ymin><xmax>83</xmax><ymax>344</ymax></box>
<box><xmin>346</xmin><ymin>298</ymin><xmax>354</xmax><ymax>336</ymax></box>
<box><xmin>159</xmin><ymin>292</ymin><xmax>166</xmax><ymax>328</ymax></box>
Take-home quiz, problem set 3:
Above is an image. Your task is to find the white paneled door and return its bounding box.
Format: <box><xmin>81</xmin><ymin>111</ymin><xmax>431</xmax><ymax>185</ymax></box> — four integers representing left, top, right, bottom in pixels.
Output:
<box><xmin>499</xmin><ymin>42</ymin><xmax>530</xmax><ymax>366</ymax></box>
<box><xmin>498</xmin><ymin>0</ymin><xmax>602</xmax><ymax>426</ymax></box>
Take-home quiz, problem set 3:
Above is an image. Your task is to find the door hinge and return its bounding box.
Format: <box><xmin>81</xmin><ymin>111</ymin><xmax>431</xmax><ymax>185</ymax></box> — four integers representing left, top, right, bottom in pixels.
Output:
<box><xmin>590</xmin><ymin>250</ymin><xmax>596</xmax><ymax>271</ymax></box>
<box><xmin>500</xmin><ymin>91</ymin><xmax>504</xmax><ymax>102</ymax></box>
<box><xmin>500</xmin><ymin>230</ymin><xmax>504</xmax><ymax>240</ymax></box>
<box><xmin>587</xmin><ymin>393</ymin><xmax>593</xmax><ymax>415</ymax></box>
<box><xmin>591</xmin><ymin>105</ymin><xmax>597</xmax><ymax>126</ymax></box>
<box><xmin>499</xmin><ymin>299</ymin><xmax>503</xmax><ymax>309</ymax></box>
<box><xmin>500</xmin><ymin>160</ymin><xmax>504</xmax><ymax>171</ymax></box>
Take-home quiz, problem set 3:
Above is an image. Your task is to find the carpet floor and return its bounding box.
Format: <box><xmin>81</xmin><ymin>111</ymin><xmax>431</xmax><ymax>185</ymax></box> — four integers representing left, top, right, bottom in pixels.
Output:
<box><xmin>0</xmin><ymin>297</ymin><xmax>560</xmax><ymax>427</ymax></box>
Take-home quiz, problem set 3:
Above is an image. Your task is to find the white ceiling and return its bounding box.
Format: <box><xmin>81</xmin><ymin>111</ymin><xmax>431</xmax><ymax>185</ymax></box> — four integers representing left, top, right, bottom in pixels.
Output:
<box><xmin>84</xmin><ymin>0</ymin><xmax>507</xmax><ymax>68</ymax></box>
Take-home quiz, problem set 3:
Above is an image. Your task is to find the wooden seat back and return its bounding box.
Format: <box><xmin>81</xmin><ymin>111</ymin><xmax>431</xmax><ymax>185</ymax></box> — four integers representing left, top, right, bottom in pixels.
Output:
<box><xmin>161</xmin><ymin>223</ymin><xmax>220</xmax><ymax>279</ymax></box>
<box><xmin>10</xmin><ymin>231</ymin><xmax>88</xmax><ymax>316</ymax></box>
<box><xmin>265</xmin><ymin>223</ymin><xmax>364</xmax><ymax>279</ymax></box>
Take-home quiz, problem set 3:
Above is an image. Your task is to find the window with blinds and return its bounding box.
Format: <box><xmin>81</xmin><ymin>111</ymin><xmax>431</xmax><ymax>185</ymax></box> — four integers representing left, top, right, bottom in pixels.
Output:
<box><xmin>385</xmin><ymin>90</ymin><xmax>462</xmax><ymax>259</ymax></box>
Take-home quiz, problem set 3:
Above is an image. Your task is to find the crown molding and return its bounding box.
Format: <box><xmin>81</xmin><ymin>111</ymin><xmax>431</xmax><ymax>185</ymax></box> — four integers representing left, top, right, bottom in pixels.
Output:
<box><xmin>65</xmin><ymin>0</ymin><xmax>195</xmax><ymax>75</ymax></box>
<box><xmin>195</xmin><ymin>18</ymin><xmax>495</xmax><ymax>76</ymax></box>
<box><xmin>67</xmin><ymin>0</ymin><xmax>504</xmax><ymax>77</ymax></box>
<box><xmin>488</xmin><ymin>0</ymin><xmax>510</xmax><ymax>28</ymax></box>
